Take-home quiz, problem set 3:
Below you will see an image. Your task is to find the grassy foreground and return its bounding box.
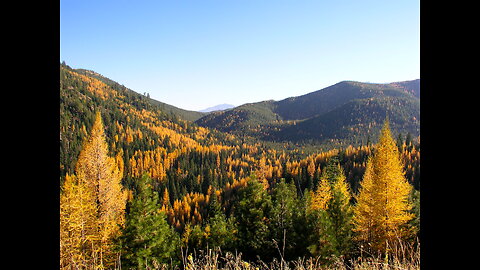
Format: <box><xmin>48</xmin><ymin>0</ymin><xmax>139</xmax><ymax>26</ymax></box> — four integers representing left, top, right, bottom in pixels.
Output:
<box><xmin>133</xmin><ymin>242</ymin><xmax>420</xmax><ymax>270</ymax></box>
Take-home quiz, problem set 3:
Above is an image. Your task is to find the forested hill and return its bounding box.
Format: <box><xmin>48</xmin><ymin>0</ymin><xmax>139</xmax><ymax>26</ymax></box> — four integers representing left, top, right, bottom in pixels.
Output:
<box><xmin>195</xmin><ymin>80</ymin><xmax>420</xmax><ymax>146</ymax></box>
<box><xmin>276</xmin><ymin>80</ymin><xmax>419</xmax><ymax>120</ymax></box>
<box><xmin>70</xmin><ymin>67</ymin><xmax>206</xmax><ymax>122</ymax></box>
<box><xmin>60</xmin><ymin>60</ymin><xmax>420</xmax><ymax>195</ymax></box>
<box><xmin>60</xmin><ymin>63</ymin><xmax>420</xmax><ymax>268</ymax></box>
<box><xmin>60</xmin><ymin>63</ymin><xmax>237</xmax><ymax>185</ymax></box>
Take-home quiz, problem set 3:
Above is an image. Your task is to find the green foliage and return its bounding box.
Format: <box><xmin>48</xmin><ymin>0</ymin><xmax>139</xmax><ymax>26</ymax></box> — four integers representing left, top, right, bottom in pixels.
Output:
<box><xmin>205</xmin><ymin>193</ymin><xmax>237</xmax><ymax>250</ymax></box>
<box><xmin>119</xmin><ymin>175</ymin><xmax>180</xmax><ymax>268</ymax></box>
<box><xmin>233</xmin><ymin>176</ymin><xmax>273</xmax><ymax>260</ymax></box>
<box><xmin>60</xmin><ymin>64</ymin><xmax>420</xmax><ymax>267</ymax></box>
<box><xmin>206</xmin><ymin>211</ymin><xmax>237</xmax><ymax>251</ymax></box>
<box><xmin>183</xmin><ymin>193</ymin><xmax>237</xmax><ymax>252</ymax></box>
<box><xmin>409</xmin><ymin>189</ymin><xmax>421</xmax><ymax>238</ymax></box>
<box><xmin>196</xmin><ymin>80</ymin><xmax>420</xmax><ymax>147</ymax></box>
<box><xmin>269</xmin><ymin>179</ymin><xmax>303</xmax><ymax>260</ymax></box>
<box><xmin>308</xmin><ymin>158</ymin><xmax>353</xmax><ymax>262</ymax></box>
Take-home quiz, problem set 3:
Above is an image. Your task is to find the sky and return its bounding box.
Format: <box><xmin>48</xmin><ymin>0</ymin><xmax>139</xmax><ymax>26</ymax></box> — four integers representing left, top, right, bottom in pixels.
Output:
<box><xmin>60</xmin><ymin>0</ymin><xmax>419</xmax><ymax>111</ymax></box>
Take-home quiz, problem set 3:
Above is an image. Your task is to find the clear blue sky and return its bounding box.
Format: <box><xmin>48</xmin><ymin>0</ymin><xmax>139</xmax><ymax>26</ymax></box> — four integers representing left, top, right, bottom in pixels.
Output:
<box><xmin>60</xmin><ymin>0</ymin><xmax>419</xmax><ymax>111</ymax></box>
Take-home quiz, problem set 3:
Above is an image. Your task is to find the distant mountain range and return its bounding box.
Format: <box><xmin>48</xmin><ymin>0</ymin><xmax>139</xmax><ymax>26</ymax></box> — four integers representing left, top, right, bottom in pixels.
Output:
<box><xmin>195</xmin><ymin>80</ymin><xmax>420</xmax><ymax>146</ymax></box>
<box><xmin>199</xmin><ymin>104</ymin><xmax>236</xmax><ymax>113</ymax></box>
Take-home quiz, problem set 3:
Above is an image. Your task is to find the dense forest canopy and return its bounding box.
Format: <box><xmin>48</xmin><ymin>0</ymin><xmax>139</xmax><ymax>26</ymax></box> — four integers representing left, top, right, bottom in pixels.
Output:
<box><xmin>60</xmin><ymin>63</ymin><xmax>420</xmax><ymax>269</ymax></box>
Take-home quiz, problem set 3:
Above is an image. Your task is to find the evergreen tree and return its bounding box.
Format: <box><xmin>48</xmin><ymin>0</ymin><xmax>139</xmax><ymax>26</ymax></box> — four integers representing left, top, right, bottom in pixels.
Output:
<box><xmin>119</xmin><ymin>174</ymin><xmax>180</xmax><ymax>269</ymax></box>
<box><xmin>291</xmin><ymin>188</ymin><xmax>313</xmax><ymax>259</ymax></box>
<box><xmin>205</xmin><ymin>201</ymin><xmax>237</xmax><ymax>251</ymax></box>
<box><xmin>408</xmin><ymin>189</ymin><xmax>420</xmax><ymax>239</ymax></box>
<box><xmin>405</xmin><ymin>132</ymin><xmax>413</xmax><ymax>152</ymax></box>
<box><xmin>270</xmin><ymin>179</ymin><xmax>301</xmax><ymax>261</ymax></box>
<box><xmin>233</xmin><ymin>175</ymin><xmax>272</xmax><ymax>260</ymax></box>
<box><xmin>183</xmin><ymin>192</ymin><xmax>237</xmax><ymax>252</ymax></box>
<box><xmin>308</xmin><ymin>157</ymin><xmax>353</xmax><ymax>262</ymax></box>
<box><xmin>206</xmin><ymin>191</ymin><xmax>222</xmax><ymax>219</ymax></box>
<box><xmin>353</xmin><ymin>119</ymin><xmax>414</xmax><ymax>255</ymax></box>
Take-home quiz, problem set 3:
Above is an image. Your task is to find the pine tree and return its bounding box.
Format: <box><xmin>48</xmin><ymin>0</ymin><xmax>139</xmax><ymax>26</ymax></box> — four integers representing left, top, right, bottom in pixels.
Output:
<box><xmin>205</xmin><ymin>194</ymin><xmax>237</xmax><ymax>251</ymax></box>
<box><xmin>233</xmin><ymin>175</ymin><xmax>272</xmax><ymax>260</ymax></box>
<box><xmin>119</xmin><ymin>174</ymin><xmax>180</xmax><ymax>268</ymax></box>
<box><xmin>270</xmin><ymin>179</ymin><xmax>301</xmax><ymax>261</ymax></box>
<box><xmin>353</xmin><ymin>119</ymin><xmax>414</xmax><ymax>255</ymax></box>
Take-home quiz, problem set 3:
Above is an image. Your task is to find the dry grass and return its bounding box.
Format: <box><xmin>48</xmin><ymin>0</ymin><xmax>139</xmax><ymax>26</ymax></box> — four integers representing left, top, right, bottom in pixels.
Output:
<box><xmin>114</xmin><ymin>239</ymin><xmax>420</xmax><ymax>270</ymax></box>
<box><xmin>174</xmin><ymin>241</ymin><xmax>420</xmax><ymax>270</ymax></box>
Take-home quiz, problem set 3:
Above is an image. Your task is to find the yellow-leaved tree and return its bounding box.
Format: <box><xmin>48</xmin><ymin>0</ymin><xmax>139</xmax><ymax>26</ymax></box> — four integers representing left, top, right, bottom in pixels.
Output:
<box><xmin>60</xmin><ymin>173</ymin><xmax>98</xmax><ymax>269</ymax></box>
<box><xmin>353</xmin><ymin>119</ymin><xmax>414</xmax><ymax>255</ymax></box>
<box><xmin>308</xmin><ymin>158</ymin><xmax>353</xmax><ymax>260</ymax></box>
<box><xmin>309</xmin><ymin>176</ymin><xmax>332</xmax><ymax>212</ymax></box>
<box><xmin>60</xmin><ymin>111</ymin><xmax>128</xmax><ymax>269</ymax></box>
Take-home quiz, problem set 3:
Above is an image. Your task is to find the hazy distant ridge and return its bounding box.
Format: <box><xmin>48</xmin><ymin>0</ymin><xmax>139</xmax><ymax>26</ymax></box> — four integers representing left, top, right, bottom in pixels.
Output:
<box><xmin>199</xmin><ymin>104</ymin><xmax>235</xmax><ymax>113</ymax></box>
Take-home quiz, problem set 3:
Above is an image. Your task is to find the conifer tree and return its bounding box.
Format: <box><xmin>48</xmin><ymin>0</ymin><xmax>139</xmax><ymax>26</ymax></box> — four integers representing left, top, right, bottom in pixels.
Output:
<box><xmin>60</xmin><ymin>111</ymin><xmax>127</xmax><ymax>269</ymax></box>
<box><xmin>119</xmin><ymin>174</ymin><xmax>180</xmax><ymax>268</ymax></box>
<box><xmin>270</xmin><ymin>179</ymin><xmax>301</xmax><ymax>260</ymax></box>
<box><xmin>308</xmin><ymin>157</ymin><xmax>353</xmax><ymax>261</ymax></box>
<box><xmin>60</xmin><ymin>173</ymin><xmax>98</xmax><ymax>269</ymax></box>
<box><xmin>353</xmin><ymin>119</ymin><xmax>414</xmax><ymax>255</ymax></box>
<box><xmin>233</xmin><ymin>175</ymin><xmax>272</xmax><ymax>260</ymax></box>
<box><xmin>204</xmin><ymin>192</ymin><xmax>237</xmax><ymax>251</ymax></box>
<box><xmin>182</xmin><ymin>191</ymin><xmax>237</xmax><ymax>252</ymax></box>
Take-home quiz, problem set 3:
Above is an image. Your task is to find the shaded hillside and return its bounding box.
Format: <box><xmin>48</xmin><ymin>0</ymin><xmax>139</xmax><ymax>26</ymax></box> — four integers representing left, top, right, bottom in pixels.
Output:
<box><xmin>275</xmin><ymin>80</ymin><xmax>418</xmax><ymax>120</ymax></box>
<box><xmin>390</xmin><ymin>79</ymin><xmax>420</xmax><ymax>98</ymax></box>
<box><xmin>274</xmin><ymin>97</ymin><xmax>420</xmax><ymax>144</ymax></box>
<box><xmin>195</xmin><ymin>80</ymin><xmax>420</xmax><ymax>145</ymax></box>
<box><xmin>195</xmin><ymin>100</ymin><xmax>281</xmax><ymax>136</ymax></box>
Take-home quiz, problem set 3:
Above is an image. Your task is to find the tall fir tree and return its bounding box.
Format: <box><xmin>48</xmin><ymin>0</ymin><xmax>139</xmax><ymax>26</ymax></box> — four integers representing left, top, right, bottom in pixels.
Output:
<box><xmin>119</xmin><ymin>174</ymin><xmax>180</xmax><ymax>269</ymax></box>
<box><xmin>205</xmin><ymin>209</ymin><xmax>237</xmax><ymax>251</ymax></box>
<box><xmin>353</xmin><ymin>119</ymin><xmax>414</xmax><ymax>255</ymax></box>
<box><xmin>270</xmin><ymin>179</ymin><xmax>302</xmax><ymax>261</ymax></box>
<box><xmin>233</xmin><ymin>175</ymin><xmax>272</xmax><ymax>260</ymax></box>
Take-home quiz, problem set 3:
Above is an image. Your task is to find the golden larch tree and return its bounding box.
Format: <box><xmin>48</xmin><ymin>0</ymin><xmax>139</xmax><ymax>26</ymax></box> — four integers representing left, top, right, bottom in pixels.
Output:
<box><xmin>353</xmin><ymin>119</ymin><xmax>414</xmax><ymax>254</ymax></box>
<box><xmin>310</xmin><ymin>177</ymin><xmax>332</xmax><ymax>211</ymax></box>
<box><xmin>308</xmin><ymin>159</ymin><xmax>353</xmax><ymax>259</ymax></box>
<box><xmin>60</xmin><ymin>111</ymin><xmax>128</xmax><ymax>269</ymax></box>
<box><xmin>60</xmin><ymin>173</ymin><xmax>98</xmax><ymax>269</ymax></box>
<box><xmin>307</xmin><ymin>158</ymin><xmax>316</xmax><ymax>179</ymax></box>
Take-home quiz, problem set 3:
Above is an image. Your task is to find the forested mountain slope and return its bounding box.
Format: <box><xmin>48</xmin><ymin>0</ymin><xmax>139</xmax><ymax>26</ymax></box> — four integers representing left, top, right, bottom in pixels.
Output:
<box><xmin>60</xmin><ymin>63</ymin><xmax>420</xmax><ymax>268</ymax></box>
<box><xmin>72</xmin><ymin>68</ymin><xmax>206</xmax><ymax>122</ymax></box>
<box><xmin>195</xmin><ymin>80</ymin><xmax>420</xmax><ymax>145</ymax></box>
<box><xmin>60</xmin><ymin>63</ymin><xmax>238</xmax><ymax>186</ymax></box>
<box><xmin>275</xmin><ymin>80</ymin><xmax>419</xmax><ymax>120</ymax></box>
<box><xmin>60</xmin><ymin>61</ymin><xmax>419</xmax><ymax>203</ymax></box>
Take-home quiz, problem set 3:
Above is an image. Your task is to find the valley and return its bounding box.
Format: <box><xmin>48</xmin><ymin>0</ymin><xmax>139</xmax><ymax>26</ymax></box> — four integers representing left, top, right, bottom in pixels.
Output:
<box><xmin>60</xmin><ymin>62</ymin><xmax>420</xmax><ymax>269</ymax></box>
